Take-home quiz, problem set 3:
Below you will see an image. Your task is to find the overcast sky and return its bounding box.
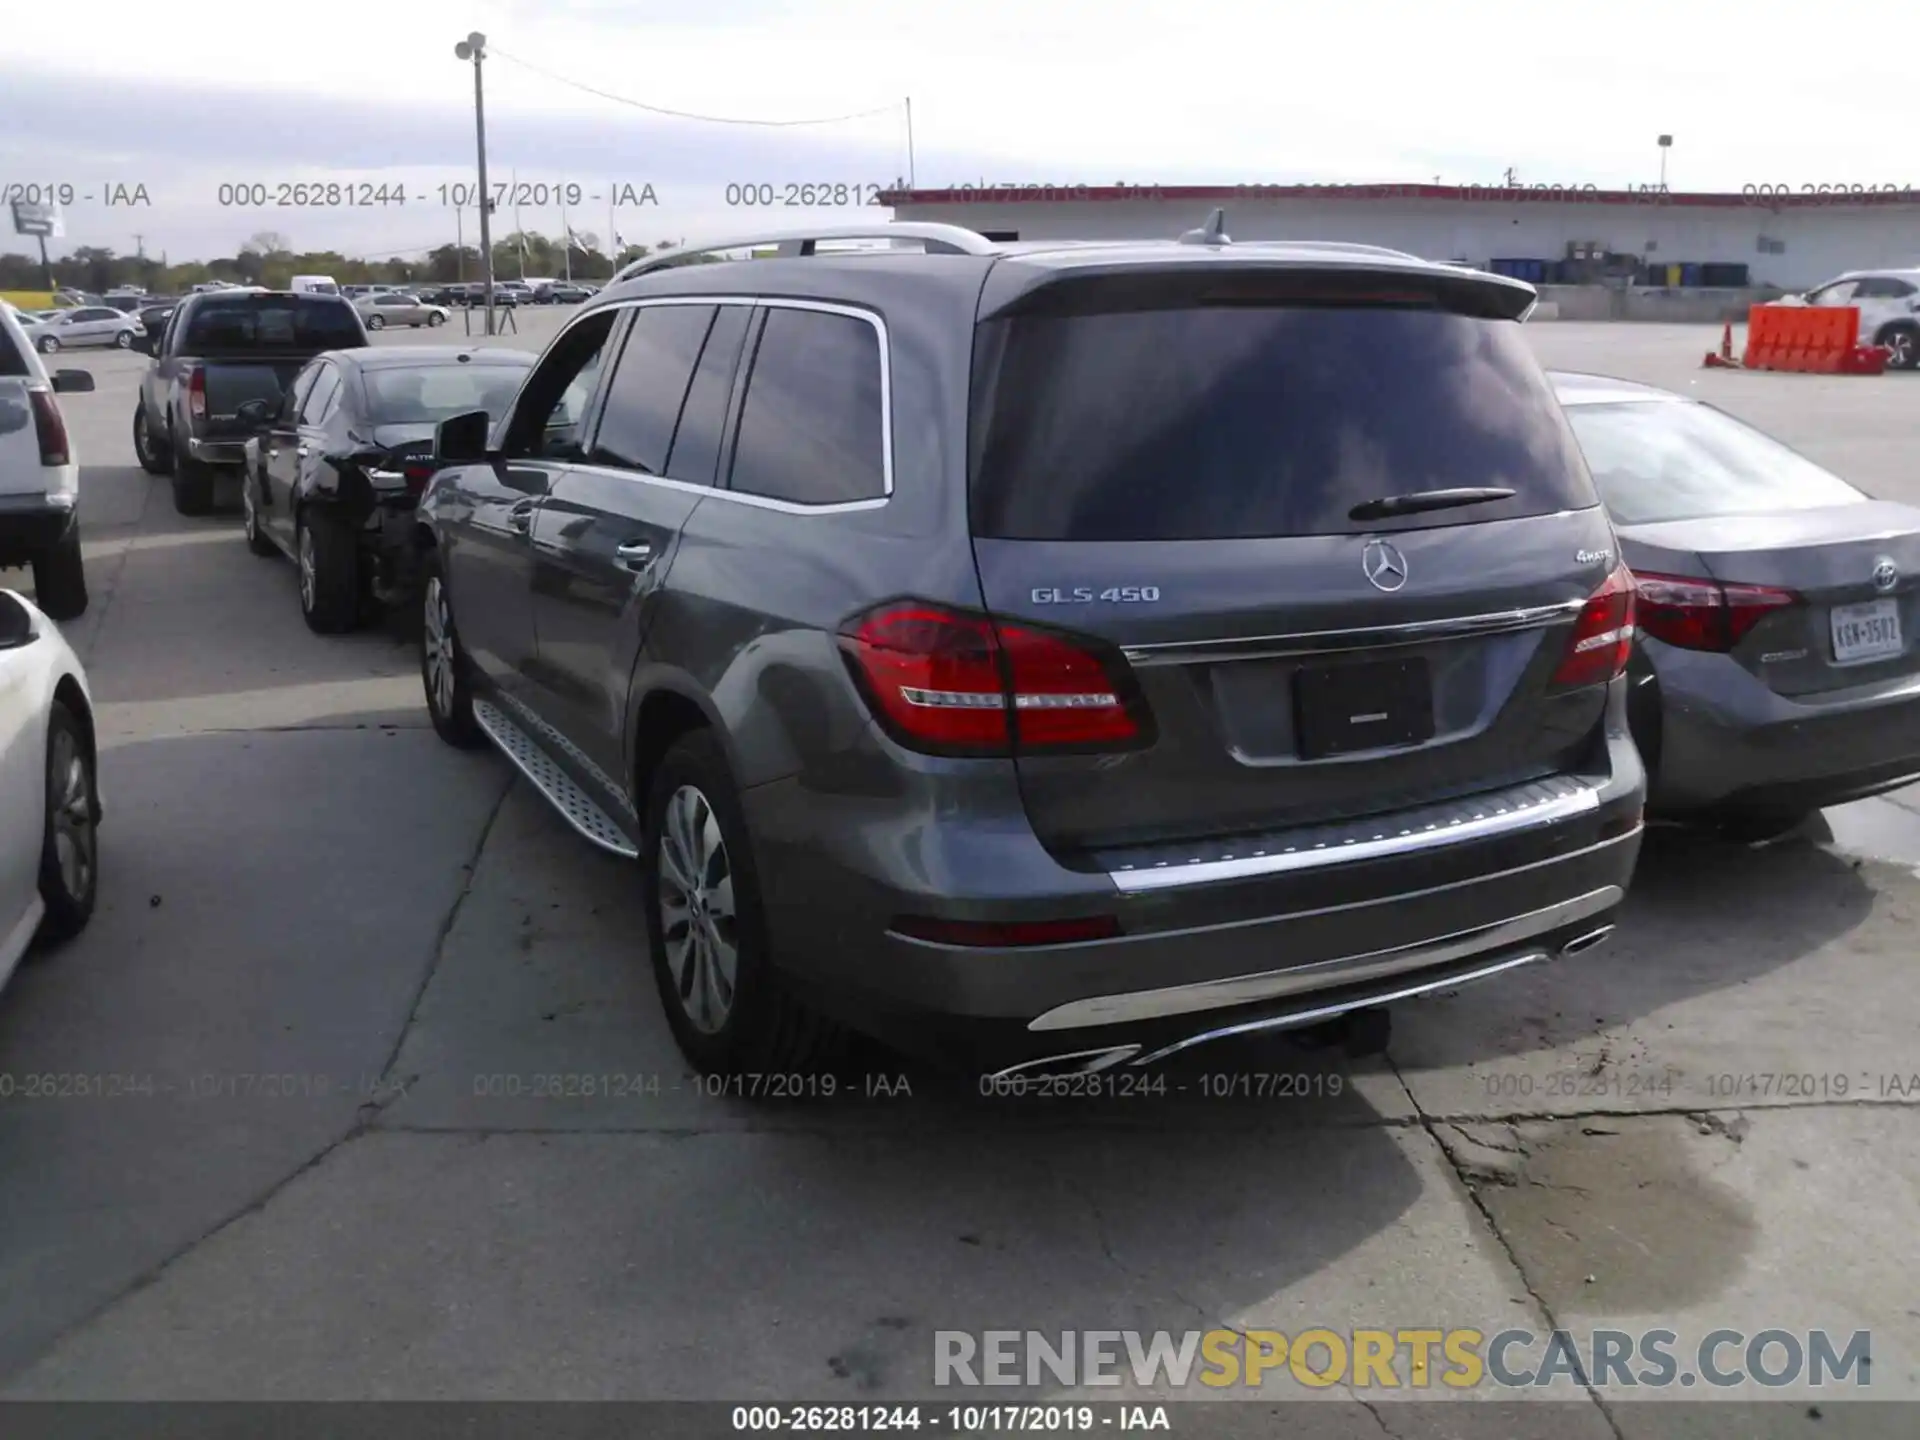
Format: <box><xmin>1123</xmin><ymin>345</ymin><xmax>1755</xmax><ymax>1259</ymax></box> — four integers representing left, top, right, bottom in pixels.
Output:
<box><xmin>3</xmin><ymin>0</ymin><xmax>1915</xmax><ymax>263</ymax></box>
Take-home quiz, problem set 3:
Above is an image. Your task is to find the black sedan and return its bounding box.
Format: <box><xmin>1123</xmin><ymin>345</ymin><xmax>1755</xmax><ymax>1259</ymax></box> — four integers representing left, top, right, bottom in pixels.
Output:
<box><xmin>238</xmin><ymin>345</ymin><xmax>535</xmax><ymax>633</ymax></box>
<box><xmin>1553</xmin><ymin>370</ymin><xmax>1920</xmax><ymax>839</ymax></box>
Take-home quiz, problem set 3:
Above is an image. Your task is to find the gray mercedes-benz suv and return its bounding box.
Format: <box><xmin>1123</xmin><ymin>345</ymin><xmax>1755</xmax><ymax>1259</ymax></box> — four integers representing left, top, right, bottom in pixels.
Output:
<box><xmin>413</xmin><ymin>220</ymin><xmax>1646</xmax><ymax>1079</ymax></box>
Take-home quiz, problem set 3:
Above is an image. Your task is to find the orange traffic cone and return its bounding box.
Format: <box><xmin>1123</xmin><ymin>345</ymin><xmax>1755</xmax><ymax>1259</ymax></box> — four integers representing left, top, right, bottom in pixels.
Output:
<box><xmin>1703</xmin><ymin>319</ymin><xmax>1742</xmax><ymax>368</ymax></box>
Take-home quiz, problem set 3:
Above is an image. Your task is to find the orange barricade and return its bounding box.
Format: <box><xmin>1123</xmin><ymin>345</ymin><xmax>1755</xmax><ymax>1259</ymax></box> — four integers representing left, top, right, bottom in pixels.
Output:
<box><xmin>1742</xmin><ymin>303</ymin><xmax>1861</xmax><ymax>372</ymax></box>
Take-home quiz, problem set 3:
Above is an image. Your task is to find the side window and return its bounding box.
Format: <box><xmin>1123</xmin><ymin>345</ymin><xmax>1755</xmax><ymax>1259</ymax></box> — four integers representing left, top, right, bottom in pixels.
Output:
<box><xmin>1811</xmin><ymin>281</ymin><xmax>1857</xmax><ymax>305</ymax></box>
<box><xmin>300</xmin><ymin>364</ymin><xmax>340</xmax><ymax>425</ymax></box>
<box><xmin>728</xmin><ymin>307</ymin><xmax>886</xmax><ymax>506</ymax></box>
<box><xmin>1849</xmin><ymin>277</ymin><xmax>1891</xmax><ymax>299</ymax></box>
<box><xmin>587</xmin><ymin>304</ymin><xmax>715</xmax><ymax>476</ymax></box>
<box><xmin>282</xmin><ymin>362</ymin><xmax>322</xmax><ymax>422</ymax></box>
<box><xmin>501</xmin><ymin>309</ymin><xmax>618</xmax><ymax>460</ymax></box>
<box><xmin>665</xmin><ymin>305</ymin><xmax>752</xmax><ymax>487</ymax></box>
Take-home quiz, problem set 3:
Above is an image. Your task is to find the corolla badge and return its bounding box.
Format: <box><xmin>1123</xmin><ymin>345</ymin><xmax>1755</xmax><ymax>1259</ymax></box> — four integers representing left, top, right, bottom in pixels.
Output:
<box><xmin>1873</xmin><ymin>556</ymin><xmax>1899</xmax><ymax>592</ymax></box>
<box><xmin>1362</xmin><ymin>539</ymin><xmax>1408</xmax><ymax>592</ymax></box>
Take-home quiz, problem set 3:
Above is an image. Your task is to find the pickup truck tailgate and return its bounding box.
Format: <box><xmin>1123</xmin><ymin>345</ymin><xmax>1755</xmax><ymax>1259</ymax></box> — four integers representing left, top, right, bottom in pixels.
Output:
<box><xmin>199</xmin><ymin>361</ymin><xmax>306</xmax><ymax>435</ymax></box>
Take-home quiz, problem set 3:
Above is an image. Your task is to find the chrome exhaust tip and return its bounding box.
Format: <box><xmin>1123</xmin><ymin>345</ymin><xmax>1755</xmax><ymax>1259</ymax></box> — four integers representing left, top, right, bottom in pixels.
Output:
<box><xmin>1559</xmin><ymin>924</ymin><xmax>1615</xmax><ymax>957</ymax></box>
<box><xmin>984</xmin><ymin>1045</ymin><xmax>1142</xmax><ymax>1084</ymax></box>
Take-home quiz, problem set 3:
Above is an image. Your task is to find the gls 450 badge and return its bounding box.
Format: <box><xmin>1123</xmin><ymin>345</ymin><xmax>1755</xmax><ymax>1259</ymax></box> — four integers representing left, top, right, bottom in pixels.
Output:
<box><xmin>1031</xmin><ymin>586</ymin><xmax>1163</xmax><ymax>605</ymax></box>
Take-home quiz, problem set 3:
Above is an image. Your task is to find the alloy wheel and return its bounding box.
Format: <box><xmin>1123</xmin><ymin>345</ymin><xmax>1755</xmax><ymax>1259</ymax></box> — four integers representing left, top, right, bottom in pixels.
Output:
<box><xmin>1886</xmin><ymin>331</ymin><xmax>1917</xmax><ymax>370</ymax></box>
<box><xmin>243</xmin><ymin>479</ymin><xmax>257</xmax><ymax>540</ymax></box>
<box><xmin>423</xmin><ymin>576</ymin><xmax>457</xmax><ymax>718</ymax></box>
<box><xmin>49</xmin><ymin>727</ymin><xmax>95</xmax><ymax>904</ymax></box>
<box><xmin>657</xmin><ymin>784</ymin><xmax>738</xmax><ymax>1035</ymax></box>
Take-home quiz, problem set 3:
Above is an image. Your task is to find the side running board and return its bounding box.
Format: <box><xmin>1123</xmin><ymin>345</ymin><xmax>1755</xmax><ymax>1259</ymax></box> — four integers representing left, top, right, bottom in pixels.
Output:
<box><xmin>472</xmin><ymin>699</ymin><xmax>639</xmax><ymax>858</ymax></box>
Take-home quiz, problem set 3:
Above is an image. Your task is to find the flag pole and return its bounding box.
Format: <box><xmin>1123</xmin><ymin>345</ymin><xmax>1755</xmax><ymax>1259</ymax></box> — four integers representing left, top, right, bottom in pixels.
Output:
<box><xmin>562</xmin><ymin>193</ymin><xmax>573</xmax><ymax>284</ymax></box>
<box><xmin>511</xmin><ymin>168</ymin><xmax>525</xmax><ymax>279</ymax></box>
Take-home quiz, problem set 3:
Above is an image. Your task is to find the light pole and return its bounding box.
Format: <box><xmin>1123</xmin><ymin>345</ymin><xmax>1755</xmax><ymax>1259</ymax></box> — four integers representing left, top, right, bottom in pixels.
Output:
<box><xmin>1657</xmin><ymin>134</ymin><xmax>1672</xmax><ymax>191</ymax></box>
<box><xmin>454</xmin><ymin>31</ymin><xmax>496</xmax><ymax>335</ymax></box>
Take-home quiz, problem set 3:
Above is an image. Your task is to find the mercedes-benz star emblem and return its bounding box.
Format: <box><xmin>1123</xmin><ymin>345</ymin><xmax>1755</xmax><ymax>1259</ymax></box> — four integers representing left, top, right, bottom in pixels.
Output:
<box><xmin>1362</xmin><ymin>539</ymin><xmax>1408</xmax><ymax>592</ymax></box>
<box><xmin>1872</xmin><ymin>557</ymin><xmax>1899</xmax><ymax>593</ymax></box>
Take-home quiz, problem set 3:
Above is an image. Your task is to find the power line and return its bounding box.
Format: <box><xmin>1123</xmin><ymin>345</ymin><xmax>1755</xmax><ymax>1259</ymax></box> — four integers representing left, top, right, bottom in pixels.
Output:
<box><xmin>489</xmin><ymin>46</ymin><xmax>902</xmax><ymax>127</ymax></box>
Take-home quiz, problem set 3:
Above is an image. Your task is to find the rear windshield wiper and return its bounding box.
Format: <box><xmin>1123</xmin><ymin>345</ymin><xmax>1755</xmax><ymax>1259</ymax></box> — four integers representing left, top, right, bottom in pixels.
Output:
<box><xmin>1348</xmin><ymin>487</ymin><xmax>1517</xmax><ymax>521</ymax></box>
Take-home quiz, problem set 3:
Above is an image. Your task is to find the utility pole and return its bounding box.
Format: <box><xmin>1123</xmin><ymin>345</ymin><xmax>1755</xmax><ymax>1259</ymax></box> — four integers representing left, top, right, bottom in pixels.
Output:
<box><xmin>455</xmin><ymin>31</ymin><xmax>495</xmax><ymax>335</ymax></box>
<box><xmin>133</xmin><ymin>233</ymin><xmax>145</xmax><ymax>257</ymax></box>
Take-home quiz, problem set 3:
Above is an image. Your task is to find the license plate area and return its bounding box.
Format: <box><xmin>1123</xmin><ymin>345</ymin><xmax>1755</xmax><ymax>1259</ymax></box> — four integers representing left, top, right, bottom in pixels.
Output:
<box><xmin>1830</xmin><ymin>599</ymin><xmax>1903</xmax><ymax>666</ymax></box>
<box><xmin>1293</xmin><ymin>658</ymin><xmax>1435</xmax><ymax>760</ymax></box>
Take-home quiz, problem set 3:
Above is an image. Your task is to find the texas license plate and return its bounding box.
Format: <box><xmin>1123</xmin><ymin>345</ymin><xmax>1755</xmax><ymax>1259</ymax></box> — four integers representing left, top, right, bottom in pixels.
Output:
<box><xmin>1830</xmin><ymin>599</ymin><xmax>1903</xmax><ymax>665</ymax></box>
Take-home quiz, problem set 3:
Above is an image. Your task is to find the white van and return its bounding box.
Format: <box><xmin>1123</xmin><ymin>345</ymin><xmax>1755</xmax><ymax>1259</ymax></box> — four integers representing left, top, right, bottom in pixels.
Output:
<box><xmin>289</xmin><ymin>275</ymin><xmax>340</xmax><ymax>295</ymax></box>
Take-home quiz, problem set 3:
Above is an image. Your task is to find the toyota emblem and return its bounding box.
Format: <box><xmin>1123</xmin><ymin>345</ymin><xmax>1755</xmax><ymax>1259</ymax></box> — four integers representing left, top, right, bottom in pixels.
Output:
<box><xmin>1362</xmin><ymin>539</ymin><xmax>1408</xmax><ymax>592</ymax></box>
<box><xmin>1873</xmin><ymin>557</ymin><xmax>1899</xmax><ymax>593</ymax></box>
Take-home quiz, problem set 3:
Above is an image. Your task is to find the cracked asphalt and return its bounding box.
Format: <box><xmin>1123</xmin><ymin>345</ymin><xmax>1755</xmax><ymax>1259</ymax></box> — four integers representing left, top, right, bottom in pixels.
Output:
<box><xmin>0</xmin><ymin>316</ymin><xmax>1915</xmax><ymax>1436</ymax></box>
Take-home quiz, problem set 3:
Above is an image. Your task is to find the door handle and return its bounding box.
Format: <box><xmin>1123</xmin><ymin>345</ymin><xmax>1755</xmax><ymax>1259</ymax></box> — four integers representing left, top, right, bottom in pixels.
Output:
<box><xmin>266</xmin><ymin>448</ymin><xmax>279</xmax><ymax>460</ymax></box>
<box><xmin>508</xmin><ymin>499</ymin><xmax>535</xmax><ymax>532</ymax></box>
<box><xmin>296</xmin><ymin>445</ymin><xmax>310</xmax><ymax>458</ymax></box>
<box><xmin>615</xmin><ymin>540</ymin><xmax>655</xmax><ymax>570</ymax></box>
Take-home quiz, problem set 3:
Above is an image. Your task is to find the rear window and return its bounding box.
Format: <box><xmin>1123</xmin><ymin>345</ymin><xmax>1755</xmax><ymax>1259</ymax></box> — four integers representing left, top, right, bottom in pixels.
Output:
<box><xmin>1562</xmin><ymin>400</ymin><xmax>1865</xmax><ymax>526</ymax></box>
<box><xmin>969</xmin><ymin>306</ymin><xmax>1595</xmax><ymax>540</ymax></box>
<box><xmin>182</xmin><ymin>296</ymin><xmax>365</xmax><ymax>351</ymax></box>
<box><xmin>363</xmin><ymin>363</ymin><xmax>530</xmax><ymax>425</ymax></box>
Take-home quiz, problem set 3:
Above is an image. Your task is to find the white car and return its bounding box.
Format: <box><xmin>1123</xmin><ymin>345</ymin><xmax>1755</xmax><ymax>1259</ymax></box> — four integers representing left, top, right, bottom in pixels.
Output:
<box><xmin>19</xmin><ymin>305</ymin><xmax>145</xmax><ymax>355</ymax></box>
<box><xmin>1778</xmin><ymin>268</ymin><xmax>1920</xmax><ymax>370</ymax></box>
<box><xmin>0</xmin><ymin>302</ymin><xmax>93</xmax><ymax>618</ymax></box>
<box><xmin>0</xmin><ymin>587</ymin><xmax>101</xmax><ymax>987</ymax></box>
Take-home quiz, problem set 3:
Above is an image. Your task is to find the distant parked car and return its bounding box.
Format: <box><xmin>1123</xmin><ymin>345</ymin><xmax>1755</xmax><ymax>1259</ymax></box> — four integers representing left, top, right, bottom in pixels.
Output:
<box><xmin>536</xmin><ymin>282</ymin><xmax>593</xmax><ymax>304</ymax></box>
<box><xmin>1555</xmin><ymin>370</ymin><xmax>1920</xmax><ymax>837</ymax></box>
<box><xmin>238</xmin><ymin>345</ymin><xmax>535</xmax><ymax>630</ymax></box>
<box><xmin>355</xmin><ymin>292</ymin><xmax>451</xmax><ymax>330</ymax></box>
<box><xmin>21</xmin><ymin>306</ymin><xmax>144</xmax><ymax>354</ymax></box>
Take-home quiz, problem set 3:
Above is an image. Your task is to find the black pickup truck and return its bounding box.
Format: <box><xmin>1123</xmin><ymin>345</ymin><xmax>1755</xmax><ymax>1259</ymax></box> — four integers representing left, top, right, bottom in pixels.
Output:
<box><xmin>132</xmin><ymin>290</ymin><xmax>369</xmax><ymax>514</ymax></box>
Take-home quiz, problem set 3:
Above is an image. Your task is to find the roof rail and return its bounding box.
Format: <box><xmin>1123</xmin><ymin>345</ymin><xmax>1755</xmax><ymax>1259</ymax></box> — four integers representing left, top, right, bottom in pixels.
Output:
<box><xmin>613</xmin><ymin>222</ymin><xmax>999</xmax><ymax>283</ymax></box>
<box><xmin>1263</xmin><ymin>240</ymin><xmax>1427</xmax><ymax>262</ymax></box>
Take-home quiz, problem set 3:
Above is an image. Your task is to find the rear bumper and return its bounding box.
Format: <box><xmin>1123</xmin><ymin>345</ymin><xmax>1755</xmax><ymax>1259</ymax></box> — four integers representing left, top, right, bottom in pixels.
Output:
<box><xmin>746</xmin><ymin>696</ymin><xmax>1644</xmax><ymax>1071</ymax></box>
<box><xmin>0</xmin><ymin>493</ymin><xmax>77</xmax><ymax>565</ymax></box>
<box><xmin>1645</xmin><ymin>641</ymin><xmax>1920</xmax><ymax>814</ymax></box>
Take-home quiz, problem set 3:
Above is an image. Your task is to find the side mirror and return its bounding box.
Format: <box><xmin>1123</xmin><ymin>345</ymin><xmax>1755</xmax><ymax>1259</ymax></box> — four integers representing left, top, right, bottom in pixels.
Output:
<box><xmin>235</xmin><ymin>398</ymin><xmax>275</xmax><ymax>428</ymax></box>
<box><xmin>50</xmin><ymin>370</ymin><xmax>95</xmax><ymax>394</ymax></box>
<box><xmin>435</xmin><ymin>408</ymin><xmax>493</xmax><ymax>465</ymax></box>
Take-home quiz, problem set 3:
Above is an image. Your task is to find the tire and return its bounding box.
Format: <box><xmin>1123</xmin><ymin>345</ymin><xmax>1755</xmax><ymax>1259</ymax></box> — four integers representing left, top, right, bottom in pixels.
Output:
<box><xmin>37</xmin><ymin>335</ymin><xmax>58</xmax><ymax>354</ymax></box>
<box><xmin>427</xmin><ymin>311</ymin><xmax>446</xmax><ymax>327</ymax></box>
<box><xmin>132</xmin><ymin>404</ymin><xmax>172</xmax><ymax>475</ymax></box>
<box><xmin>296</xmin><ymin>510</ymin><xmax>360</xmax><ymax>633</ymax></box>
<box><xmin>641</xmin><ymin>730</ymin><xmax>845</xmax><ymax>1077</ymax></box>
<box><xmin>114</xmin><ymin>329</ymin><xmax>133</xmax><ymax>348</ymax></box>
<box><xmin>419</xmin><ymin>551</ymin><xmax>484</xmax><ymax>748</ymax></box>
<box><xmin>1877</xmin><ymin>324</ymin><xmax>1920</xmax><ymax>372</ymax></box>
<box><xmin>366</xmin><ymin>314</ymin><xmax>385</xmax><ymax>331</ymax></box>
<box><xmin>170</xmin><ymin>459</ymin><xmax>215</xmax><ymax>516</ymax></box>
<box><xmin>241</xmin><ymin>470</ymin><xmax>277</xmax><ymax>556</ymax></box>
<box><xmin>31</xmin><ymin>526</ymin><xmax>87</xmax><ymax>621</ymax></box>
<box><xmin>36</xmin><ymin>701</ymin><xmax>99</xmax><ymax>945</ymax></box>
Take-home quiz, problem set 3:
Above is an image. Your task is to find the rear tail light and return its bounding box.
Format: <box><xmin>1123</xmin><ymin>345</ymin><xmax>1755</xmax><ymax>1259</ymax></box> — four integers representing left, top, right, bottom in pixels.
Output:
<box><xmin>187</xmin><ymin>367</ymin><xmax>207</xmax><ymax>420</ymax></box>
<box><xmin>837</xmin><ymin>602</ymin><xmax>1148</xmax><ymax>756</ymax></box>
<box><xmin>1632</xmin><ymin>571</ymin><xmax>1799</xmax><ymax>652</ymax></box>
<box><xmin>403</xmin><ymin>462</ymin><xmax>435</xmax><ymax>494</ymax></box>
<box><xmin>29</xmin><ymin>390</ymin><xmax>70</xmax><ymax>467</ymax></box>
<box><xmin>891</xmin><ymin>915</ymin><xmax>1123</xmax><ymax>947</ymax></box>
<box><xmin>1550</xmin><ymin>565</ymin><xmax>1637</xmax><ymax>689</ymax></box>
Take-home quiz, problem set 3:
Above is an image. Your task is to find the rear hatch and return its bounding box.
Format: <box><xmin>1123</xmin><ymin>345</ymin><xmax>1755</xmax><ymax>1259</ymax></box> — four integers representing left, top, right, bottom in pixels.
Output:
<box><xmin>1562</xmin><ymin>396</ymin><xmax>1920</xmax><ymax>698</ymax></box>
<box><xmin>962</xmin><ymin>261</ymin><xmax>1624</xmax><ymax>856</ymax></box>
<box><xmin>0</xmin><ymin>315</ymin><xmax>55</xmax><ymax>496</ymax></box>
<box><xmin>178</xmin><ymin>293</ymin><xmax>368</xmax><ymax>438</ymax></box>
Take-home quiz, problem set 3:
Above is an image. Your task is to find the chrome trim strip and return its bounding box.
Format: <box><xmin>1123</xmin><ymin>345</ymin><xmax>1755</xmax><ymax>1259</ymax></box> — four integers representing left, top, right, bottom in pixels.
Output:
<box><xmin>1127</xmin><ymin>949</ymin><xmax>1553</xmax><ymax>1068</ymax></box>
<box><xmin>984</xmin><ymin>1045</ymin><xmax>1143</xmax><ymax>1083</ymax></box>
<box><xmin>1107</xmin><ymin>785</ymin><xmax>1602</xmax><ymax>893</ymax></box>
<box><xmin>1028</xmin><ymin>884</ymin><xmax>1621</xmax><ymax>1032</ymax></box>
<box><xmin>558</xmin><ymin>295</ymin><xmax>893</xmax><ymax>515</ymax></box>
<box><xmin>1118</xmin><ymin>598</ymin><xmax>1586</xmax><ymax>665</ymax></box>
